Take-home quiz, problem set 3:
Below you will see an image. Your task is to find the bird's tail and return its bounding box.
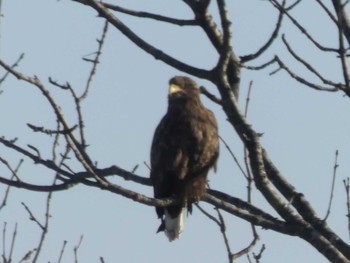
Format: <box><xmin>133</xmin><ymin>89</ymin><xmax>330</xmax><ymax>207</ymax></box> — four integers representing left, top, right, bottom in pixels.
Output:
<box><xmin>164</xmin><ymin>207</ymin><xmax>185</xmax><ymax>241</ymax></box>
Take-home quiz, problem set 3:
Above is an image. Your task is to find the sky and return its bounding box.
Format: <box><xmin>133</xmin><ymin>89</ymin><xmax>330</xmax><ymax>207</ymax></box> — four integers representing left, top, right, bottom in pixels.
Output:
<box><xmin>1</xmin><ymin>0</ymin><xmax>350</xmax><ymax>262</ymax></box>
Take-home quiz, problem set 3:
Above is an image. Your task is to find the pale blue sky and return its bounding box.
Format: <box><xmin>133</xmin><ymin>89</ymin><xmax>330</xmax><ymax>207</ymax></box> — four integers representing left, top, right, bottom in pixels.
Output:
<box><xmin>1</xmin><ymin>1</ymin><xmax>349</xmax><ymax>262</ymax></box>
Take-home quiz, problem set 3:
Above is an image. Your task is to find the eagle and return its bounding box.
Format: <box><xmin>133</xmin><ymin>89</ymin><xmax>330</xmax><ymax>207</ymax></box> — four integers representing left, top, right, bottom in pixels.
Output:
<box><xmin>150</xmin><ymin>76</ymin><xmax>219</xmax><ymax>241</ymax></box>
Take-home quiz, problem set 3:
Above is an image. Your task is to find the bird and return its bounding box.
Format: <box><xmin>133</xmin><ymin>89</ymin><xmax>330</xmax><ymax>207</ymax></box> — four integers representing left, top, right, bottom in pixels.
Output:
<box><xmin>150</xmin><ymin>76</ymin><xmax>219</xmax><ymax>241</ymax></box>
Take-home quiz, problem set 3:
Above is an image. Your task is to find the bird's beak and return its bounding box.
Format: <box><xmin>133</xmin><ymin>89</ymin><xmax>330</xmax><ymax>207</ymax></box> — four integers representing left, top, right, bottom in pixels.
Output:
<box><xmin>169</xmin><ymin>84</ymin><xmax>182</xmax><ymax>94</ymax></box>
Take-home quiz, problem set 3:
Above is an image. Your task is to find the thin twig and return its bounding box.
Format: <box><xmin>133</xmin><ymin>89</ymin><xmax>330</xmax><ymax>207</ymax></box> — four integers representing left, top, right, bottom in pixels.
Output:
<box><xmin>200</xmin><ymin>85</ymin><xmax>222</xmax><ymax>105</ymax></box>
<box><xmin>195</xmin><ymin>204</ymin><xmax>221</xmax><ymax>225</ymax></box>
<box><xmin>0</xmin><ymin>159</ymin><xmax>23</xmax><ymax>210</ymax></box>
<box><xmin>219</xmin><ymin>136</ymin><xmax>248</xmax><ymax>179</ymax></box>
<box><xmin>8</xmin><ymin>223</ymin><xmax>17</xmax><ymax>263</ymax></box>
<box><xmin>73</xmin><ymin>0</ymin><xmax>197</xmax><ymax>26</ymax></box>
<box><xmin>273</xmin><ymin>56</ymin><xmax>340</xmax><ymax>92</ymax></box>
<box><xmin>240</xmin><ymin>0</ymin><xmax>285</xmax><ymax>63</ymax></box>
<box><xmin>215</xmin><ymin>207</ymin><xmax>234</xmax><ymax>263</ymax></box>
<box><xmin>57</xmin><ymin>240</ymin><xmax>67</xmax><ymax>263</ymax></box>
<box><xmin>286</xmin><ymin>0</ymin><xmax>302</xmax><ymax>11</ymax></box>
<box><xmin>252</xmin><ymin>244</ymin><xmax>266</xmax><ymax>263</ymax></box>
<box><xmin>80</xmin><ymin>20</ymin><xmax>108</xmax><ymax>100</ymax></box>
<box><xmin>27</xmin><ymin>123</ymin><xmax>77</xmax><ymax>135</ymax></box>
<box><xmin>21</xmin><ymin>202</ymin><xmax>45</xmax><ymax>230</ymax></box>
<box><xmin>336</xmin><ymin>7</ymin><xmax>350</xmax><ymax>92</ymax></box>
<box><xmin>242</xmin><ymin>80</ymin><xmax>260</xmax><ymax>260</ymax></box>
<box><xmin>31</xmin><ymin>180</ymin><xmax>55</xmax><ymax>263</ymax></box>
<box><xmin>74</xmin><ymin>235</ymin><xmax>84</xmax><ymax>263</ymax></box>
<box><xmin>244</xmin><ymin>81</ymin><xmax>253</xmax><ymax>118</ymax></box>
<box><xmin>282</xmin><ymin>34</ymin><xmax>342</xmax><ymax>88</ymax></box>
<box><xmin>324</xmin><ymin>150</ymin><xmax>339</xmax><ymax>221</ymax></box>
<box><xmin>102</xmin><ymin>2</ymin><xmax>197</xmax><ymax>26</ymax></box>
<box><xmin>1</xmin><ymin>222</ymin><xmax>6</xmax><ymax>263</ymax></box>
<box><xmin>18</xmin><ymin>249</ymin><xmax>36</xmax><ymax>263</ymax></box>
<box><xmin>343</xmin><ymin>177</ymin><xmax>350</xmax><ymax>239</ymax></box>
<box><xmin>73</xmin><ymin>0</ymin><xmax>212</xmax><ymax>79</ymax></box>
<box><xmin>131</xmin><ymin>164</ymin><xmax>139</xmax><ymax>174</ymax></box>
<box><xmin>315</xmin><ymin>0</ymin><xmax>337</xmax><ymax>24</ymax></box>
<box><xmin>0</xmin><ymin>53</ymin><xmax>25</xmax><ymax>85</ymax></box>
<box><xmin>270</xmin><ymin>0</ymin><xmax>338</xmax><ymax>52</ymax></box>
<box><xmin>232</xmin><ymin>233</ymin><xmax>260</xmax><ymax>261</ymax></box>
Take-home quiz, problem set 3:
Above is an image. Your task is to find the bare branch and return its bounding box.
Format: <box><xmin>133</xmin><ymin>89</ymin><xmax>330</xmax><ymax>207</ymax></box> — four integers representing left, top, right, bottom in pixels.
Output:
<box><xmin>315</xmin><ymin>0</ymin><xmax>337</xmax><ymax>24</ymax></box>
<box><xmin>27</xmin><ymin>123</ymin><xmax>77</xmax><ymax>135</ymax></box>
<box><xmin>0</xmin><ymin>158</ymin><xmax>22</xmax><ymax>249</ymax></box>
<box><xmin>196</xmin><ymin>204</ymin><xmax>221</xmax><ymax>225</ymax></box>
<box><xmin>8</xmin><ymin>223</ymin><xmax>17</xmax><ymax>263</ymax></box>
<box><xmin>0</xmin><ymin>53</ymin><xmax>24</xmax><ymax>85</ymax></box>
<box><xmin>21</xmin><ymin>202</ymin><xmax>45</xmax><ymax>230</ymax></box>
<box><xmin>323</xmin><ymin>150</ymin><xmax>339</xmax><ymax>221</ymax></box>
<box><xmin>273</xmin><ymin>55</ymin><xmax>340</xmax><ymax>92</ymax></box>
<box><xmin>270</xmin><ymin>0</ymin><xmax>338</xmax><ymax>52</ymax></box>
<box><xmin>286</xmin><ymin>0</ymin><xmax>302</xmax><ymax>11</ymax></box>
<box><xmin>240</xmin><ymin>0</ymin><xmax>285</xmax><ymax>63</ymax></box>
<box><xmin>232</xmin><ymin>233</ymin><xmax>260</xmax><ymax>261</ymax></box>
<box><xmin>0</xmin><ymin>157</ymin><xmax>22</xmax><ymax>182</ymax></box>
<box><xmin>262</xmin><ymin>150</ymin><xmax>350</xmax><ymax>259</ymax></box>
<box><xmin>219</xmin><ymin>135</ymin><xmax>248</xmax><ymax>179</ymax></box>
<box><xmin>332</xmin><ymin>0</ymin><xmax>350</xmax><ymax>47</ymax></box>
<box><xmin>343</xmin><ymin>177</ymin><xmax>350</xmax><ymax>239</ymax></box>
<box><xmin>215</xmin><ymin>208</ymin><xmax>234</xmax><ymax>263</ymax></box>
<box><xmin>75</xmin><ymin>0</ymin><xmax>212</xmax><ymax>80</ymax></box>
<box><xmin>335</xmin><ymin>5</ymin><xmax>350</xmax><ymax>92</ymax></box>
<box><xmin>100</xmin><ymin>1</ymin><xmax>197</xmax><ymax>26</ymax></box>
<box><xmin>31</xmin><ymin>180</ymin><xmax>55</xmax><ymax>263</ymax></box>
<box><xmin>18</xmin><ymin>249</ymin><xmax>36</xmax><ymax>263</ymax></box>
<box><xmin>282</xmin><ymin>34</ymin><xmax>343</xmax><ymax>88</ymax></box>
<box><xmin>2</xmin><ymin>222</ymin><xmax>6</xmax><ymax>262</ymax></box>
<box><xmin>57</xmin><ymin>240</ymin><xmax>67</xmax><ymax>263</ymax></box>
<box><xmin>244</xmin><ymin>81</ymin><xmax>253</xmax><ymax>118</ymax></box>
<box><xmin>199</xmin><ymin>85</ymin><xmax>222</xmax><ymax>105</ymax></box>
<box><xmin>184</xmin><ymin>0</ymin><xmax>240</xmax><ymax>97</ymax></box>
<box><xmin>252</xmin><ymin>244</ymin><xmax>266</xmax><ymax>263</ymax></box>
<box><xmin>74</xmin><ymin>235</ymin><xmax>84</xmax><ymax>263</ymax></box>
<box><xmin>216</xmin><ymin>0</ymin><xmax>233</xmax><ymax>78</ymax></box>
<box><xmin>80</xmin><ymin>20</ymin><xmax>108</xmax><ymax>100</ymax></box>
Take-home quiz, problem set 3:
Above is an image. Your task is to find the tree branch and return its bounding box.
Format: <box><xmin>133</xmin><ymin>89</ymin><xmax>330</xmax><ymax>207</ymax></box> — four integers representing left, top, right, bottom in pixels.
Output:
<box><xmin>76</xmin><ymin>0</ymin><xmax>212</xmax><ymax>80</ymax></box>
<box><xmin>240</xmin><ymin>0</ymin><xmax>285</xmax><ymax>63</ymax></box>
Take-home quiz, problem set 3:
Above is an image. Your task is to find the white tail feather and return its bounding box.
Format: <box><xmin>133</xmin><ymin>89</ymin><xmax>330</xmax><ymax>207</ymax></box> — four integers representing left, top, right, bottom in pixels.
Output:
<box><xmin>164</xmin><ymin>208</ymin><xmax>185</xmax><ymax>241</ymax></box>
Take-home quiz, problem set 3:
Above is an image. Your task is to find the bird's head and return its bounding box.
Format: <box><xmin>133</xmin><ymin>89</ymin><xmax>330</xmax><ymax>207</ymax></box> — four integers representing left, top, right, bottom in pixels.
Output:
<box><xmin>168</xmin><ymin>76</ymin><xmax>200</xmax><ymax>101</ymax></box>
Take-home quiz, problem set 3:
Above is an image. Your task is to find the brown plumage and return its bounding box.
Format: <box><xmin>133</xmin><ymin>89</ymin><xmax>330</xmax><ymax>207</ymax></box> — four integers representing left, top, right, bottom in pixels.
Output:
<box><xmin>150</xmin><ymin>76</ymin><xmax>219</xmax><ymax>241</ymax></box>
